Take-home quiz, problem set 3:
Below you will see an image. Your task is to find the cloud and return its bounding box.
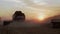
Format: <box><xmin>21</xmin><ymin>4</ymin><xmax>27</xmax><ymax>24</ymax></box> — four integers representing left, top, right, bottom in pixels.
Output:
<box><xmin>4</xmin><ymin>0</ymin><xmax>20</xmax><ymax>3</ymax></box>
<box><xmin>30</xmin><ymin>0</ymin><xmax>48</xmax><ymax>5</ymax></box>
<box><xmin>37</xmin><ymin>2</ymin><xmax>48</xmax><ymax>5</ymax></box>
<box><xmin>3</xmin><ymin>0</ymin><xmax>26</xmax><ymax>5</ymax></box>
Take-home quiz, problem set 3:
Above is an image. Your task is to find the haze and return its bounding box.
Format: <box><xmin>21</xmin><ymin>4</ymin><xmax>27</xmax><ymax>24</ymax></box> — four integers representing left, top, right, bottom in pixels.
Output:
<box><xmin>0</xmin><ymin>0</ymin><xmax>60</xmax><ymax>20</ymax></box>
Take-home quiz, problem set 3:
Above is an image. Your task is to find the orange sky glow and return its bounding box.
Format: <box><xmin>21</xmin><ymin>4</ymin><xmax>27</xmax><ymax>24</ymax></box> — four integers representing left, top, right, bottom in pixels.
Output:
<box><xmin>0</xmin><ymin>0</ymin><xmax>60</xmax><ymax>21</ymax></box>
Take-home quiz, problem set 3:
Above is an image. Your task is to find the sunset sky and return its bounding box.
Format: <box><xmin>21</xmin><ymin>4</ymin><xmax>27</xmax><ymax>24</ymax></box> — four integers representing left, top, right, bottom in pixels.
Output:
<box><xmin>0</xmin><ymin>0</ymin><xmax>60</xmax><ymax>20</ymax></box>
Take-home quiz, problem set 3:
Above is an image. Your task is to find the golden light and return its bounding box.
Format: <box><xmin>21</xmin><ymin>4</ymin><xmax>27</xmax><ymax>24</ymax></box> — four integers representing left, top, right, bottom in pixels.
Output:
<box><xmin>37</xmin><ymin>13</ymin><xmax>46</xmax><ymax>21</ymax></box>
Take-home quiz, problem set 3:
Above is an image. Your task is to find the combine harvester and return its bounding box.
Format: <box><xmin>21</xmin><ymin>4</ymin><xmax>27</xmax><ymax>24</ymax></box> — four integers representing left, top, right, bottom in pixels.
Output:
<box><xmin>3</xmin><ymin>11</ymin><xmax>25</xmax><ymax>26</ymax></box>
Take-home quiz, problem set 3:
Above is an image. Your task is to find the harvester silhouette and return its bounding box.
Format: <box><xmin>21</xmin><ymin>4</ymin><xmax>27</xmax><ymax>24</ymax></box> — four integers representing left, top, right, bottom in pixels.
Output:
<box><xmin>3</xmin><ymin>11</ymin><xmax>25</xmax><ymax>26</ymax></box>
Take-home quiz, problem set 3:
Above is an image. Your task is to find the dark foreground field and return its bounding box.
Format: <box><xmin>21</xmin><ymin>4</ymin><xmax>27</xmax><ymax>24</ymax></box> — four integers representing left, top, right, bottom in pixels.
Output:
<box><xmin>0</xmin><ymin>21</ymin><xmax>60</xmax><ymax>34</ymax></box>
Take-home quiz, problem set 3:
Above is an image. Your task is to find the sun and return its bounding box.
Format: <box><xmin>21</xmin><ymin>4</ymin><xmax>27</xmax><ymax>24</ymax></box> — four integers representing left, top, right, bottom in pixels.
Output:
<box><xmin>38</xmin><ymin>15</ymin><xmax>45</xmax><ymax>20</ymax></box>
<box><xmin>37</xmin><ymin>13</ymin><xmax>46</xmax><ymax>21</ymax></box>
